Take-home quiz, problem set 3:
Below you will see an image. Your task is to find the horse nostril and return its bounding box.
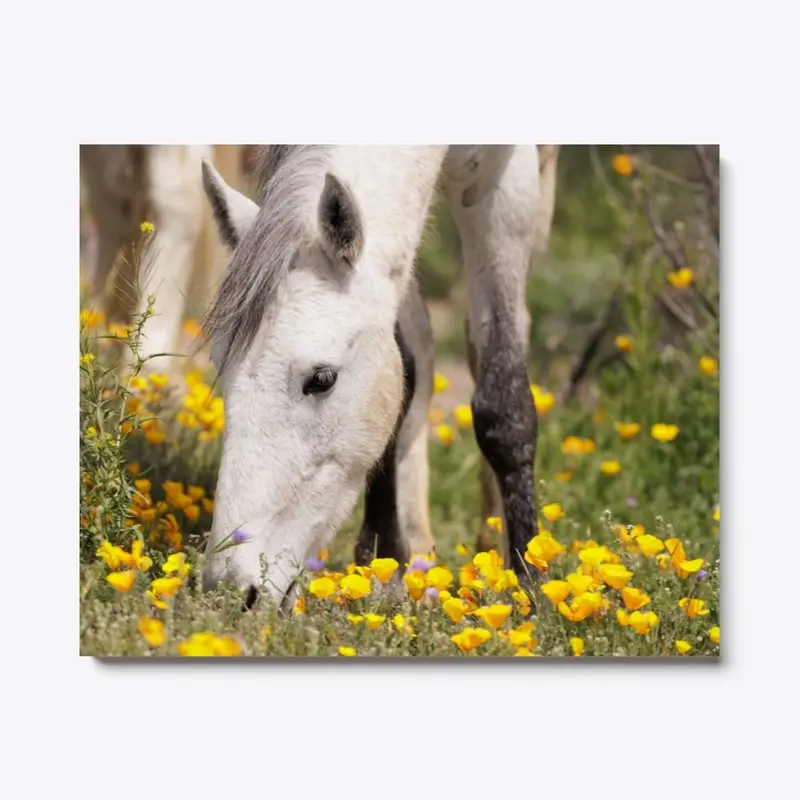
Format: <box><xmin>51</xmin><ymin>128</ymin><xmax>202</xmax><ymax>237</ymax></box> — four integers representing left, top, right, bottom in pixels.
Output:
<box><xmin>243</xmin><ymin>585</ymin><xmax>259</xmax><ymax>610</ymax></box>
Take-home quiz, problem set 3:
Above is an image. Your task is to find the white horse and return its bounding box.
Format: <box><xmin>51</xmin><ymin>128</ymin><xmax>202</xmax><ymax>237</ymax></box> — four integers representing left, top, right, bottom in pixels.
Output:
<box><xmin>80</xmin><ymin>144</ymin><xmax>250</xmax><ymax>368</ymax></box>
<box><xmin>199</xmin><ymin>145</ymin><xmax>560</xmax><ymax>609</ymax></box>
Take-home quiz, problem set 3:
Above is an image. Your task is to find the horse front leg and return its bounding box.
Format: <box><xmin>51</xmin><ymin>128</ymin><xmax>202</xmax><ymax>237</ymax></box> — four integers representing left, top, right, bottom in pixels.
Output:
<box><xmin>138</xmin><ymin>145</ymin><xmax>211</xmax><ymax>375</ymax></box>
<box><xmin>444</xmin><ymin>145</ymin><xmax>542</xmax><ymax>586</ymax></box>
<box><xmin>354</xmin><ymin>312</ymin><xmax>421</xmax><ymax>570</ymax></box>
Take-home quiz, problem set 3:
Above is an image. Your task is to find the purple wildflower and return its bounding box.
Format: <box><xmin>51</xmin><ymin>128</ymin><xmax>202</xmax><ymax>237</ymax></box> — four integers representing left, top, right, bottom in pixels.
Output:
<box><xmin>409</xmin><ymin>556</ymin><xmax>433</xmax><ymax>573</ymax></box>
<box><xmin>425</xmin><ymin>587</ymin><xmax>439</xmax><ymax>601</ymax></box>
<box><xmin>697</xmin><ymin>569</ymin><xmax>709</xmax><ymax>581</ymax></box>
<box><xmin>304</xmin><ymin>557</ymin><xmax>325</xmax><ymax>572</ymax></box>
<box><xmin>232</xmin><ymin>528</ymin><xmax>251</xmax><ymax>544</ymax></box>
<box><xmin>625</xmin><ymin>496</ymin><xmax>638</xmax><ymax>508</ymax></box>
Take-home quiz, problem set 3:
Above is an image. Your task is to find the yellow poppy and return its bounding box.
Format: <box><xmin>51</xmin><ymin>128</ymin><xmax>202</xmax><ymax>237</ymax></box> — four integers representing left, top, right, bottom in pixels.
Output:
<box><xmin>150</xmin><ymin>577</ymin><xmax>182</xmax><ymax>597</ymax></box>
<box><xmin>308</xmin><ymin>577</ymin><xmax>337</xmax><ymax>599</ymax></box>
<box><xmin>560</xmin><ymin>436</ymin><xmax>596</xmax><ymax>455</ymax></box>
<box><xmin>629</xmin><ymin>610</ymin><xmax>659</xmax><ymax>635</ymax></box>
<box><xmin>106</xmin><ymin>570</ymin><xmax>136</xmax><ymax>592</ymax></box>
<box><xmin>597</xmin><ymin>564</ymin><xmax>633</xmax><ymax>590</ymax></box>
<box><xmin>434</xmin><ymin>424</ymin><xmax>455</xmax><ymax>446</ymax></box>
<box><xmin>364</xmin><ymin>614</ymin><xmax>385</xmax><ymax>630</ymax></box>
<box><xmin>636</xmin><ymin>534</ymin><xmax>665</xmax><ymax>557</ymax></box>
<box><xmin>668</xmin><ymin>267</ymin><xmax>695</xmax><ymax>289</ymax></box>
<box><xmin>613</xmin><ymin>422</ymin><xmax>641</xmax><ymax>440</ymax></box>
<box><xmin>611</xmin><ymin>154</ymin><xmax>636</xmax><ymax>176</ymax></box>
<box><xmin>162</xmin><ymin>552</ymin><xmax>191</xmax><ymax>578</ymax></box>
<box><xmin>403</xmin><ymin>571</ymin><xmax>426</xmax><ymax>601</ymax></box>
<box><xmin>530</xmin><ymin>384</ymin><xmax>555</xmax><ymax>415</ymax></box>
<box><xmin>369</xmin><ymin>557</ymin><xmax>399</xmax><ymax>584</ymax></box>
<box><xmin>566</xmin><ymin>572</ymin><xmax>594</xmax><ymax>597</ymax></box>
<box><xmin>678</xmin><ymin>597</ymin><xmax>711</xmax><ymax>618</ymax></box>
<box><xmin>614</xmin><ymin>334</ymin><xmax>634</xmax><ymax>352</ymax></box>
<box><xmin>699</xmin><ymin>356</ymin><xmax>718</xmax><ymax>376</ymax></box>
<box><xmin>392</xmin><ymin>615</ymin><xmax>415</xmax><ymax>636</ymax></box>
<box><xmin>486</xmin><ymin>516</ymin><xmax>503</xmax><ymax>535</ymax></box>
<box><xmin>539</xmin><ymin>580</ymin><xmax>569</xmax><ymax>605</ymax></box>
<box><xmin>138</xmin><ymin>617</ymin><xmax>166</xmax><ymax>648</ymax></box>
<box><xmin>473</xmin><ymin>604</ymin><xmax>512</xmax><ymax>630</ymax></box>
<box><xmin>426</xmin><ymin>566</ymin><xmax>454</xmax><ymax>591</ymax></box>
<box><xmin>651</xmin><ymin>423</ymin><xmax>680</xmax><ymax>443</ymax></box>
<box><xmin>621</xmin><ymin>587</ymin><xmax>651</xmax><ymax>611</ymax></box>
<box><xmin>451</xmin><ymin>627</ymin><xmax>492</xmax><ymax>653</ymax></box>
<box><xmin>542</xmin><ymin>502</ymin><xmax>564</xmax><ymax>523</ymax></box>
<box><xmin>453</xmin><ymin>404</ymin><xmax>473</xmax><ymax>428</ymax></box>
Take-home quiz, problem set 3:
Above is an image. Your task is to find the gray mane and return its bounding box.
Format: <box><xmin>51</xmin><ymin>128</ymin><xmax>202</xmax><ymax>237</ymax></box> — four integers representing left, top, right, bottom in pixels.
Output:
<box><xmin>202</xmin><ymin>145</ymin><xmax>331</xmax><ymax>378</ymax></box>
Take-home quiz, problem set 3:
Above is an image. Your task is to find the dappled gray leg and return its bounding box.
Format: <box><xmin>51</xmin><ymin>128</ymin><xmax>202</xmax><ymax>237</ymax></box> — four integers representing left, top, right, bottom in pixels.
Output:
<box><xmin>444</xmin><ymin>145</ymin><xmax>542</xmax><ymax>581</ymax></box>
<box><xmin>471</xmin><ymin>321</ymin><xmax>538</xmax><ymax>578</ymax></box>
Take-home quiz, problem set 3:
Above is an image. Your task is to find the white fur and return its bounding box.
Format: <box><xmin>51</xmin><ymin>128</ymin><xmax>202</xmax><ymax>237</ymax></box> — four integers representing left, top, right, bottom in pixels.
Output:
<box><xmin>138</xmin><ymin>145</ymin><xmax>212</xmax><ymax>362</ymax></box>
<box><xmin>201</xmin><ymin>148</ymin><xmax>446</xmax><ymax>601</ymax></box>
<box><xmin>201</xmin><ymin>145</ymin><xmax>551</xmax><ymax>602</ymax></box>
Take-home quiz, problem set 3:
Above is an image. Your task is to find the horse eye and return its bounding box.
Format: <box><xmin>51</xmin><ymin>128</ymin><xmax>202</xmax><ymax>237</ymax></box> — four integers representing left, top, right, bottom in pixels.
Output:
<box><xmin>303</xmin><ymin>368</ymin><xmax>338</xmax><ymax>396</ymax></box>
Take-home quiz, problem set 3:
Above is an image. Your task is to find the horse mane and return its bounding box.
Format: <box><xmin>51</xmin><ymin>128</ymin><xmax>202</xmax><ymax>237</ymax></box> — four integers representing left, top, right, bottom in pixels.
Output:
<box><xmin>201</xmin><ymin>145</ymin><xmax>331</xmax><ymax>378</ymax></box>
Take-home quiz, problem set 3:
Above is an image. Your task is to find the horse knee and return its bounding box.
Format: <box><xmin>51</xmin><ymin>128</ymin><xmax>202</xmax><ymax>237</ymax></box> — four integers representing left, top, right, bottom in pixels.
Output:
<box><xmin>471</xmin><ymin>328</ymin><xmax>537</xmax><ymax>476</ymax></box>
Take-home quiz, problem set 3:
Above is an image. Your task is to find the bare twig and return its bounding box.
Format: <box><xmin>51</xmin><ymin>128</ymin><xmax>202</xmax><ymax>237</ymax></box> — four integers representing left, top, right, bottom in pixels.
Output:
<box><xmin>645</xmin><ymin>161</ymin><xmax>705</xmax><ymax>191</ymax></box>
<box><xmin>589</xmin><ymin>145</ymin><xmax>628</xmax><ymax>209</ymax></box>
<box><xmin>693</xmin><ymin>144</ymin><xmax>720</xmax><ymax>242</ymax></box>
<box><xmin>565</xmin><ymin>287</ymin><xmax>622</xmax><ymax>402</ymax></box>
<box><xmin>656</xmin><ymin>291</ymin><xmax>697</xmax><ymax>330</ymax></box>
<box><xmin>644</xmin><ymin>187</ymin><xmax>718</xmax><ymax>320</ymax></box>
<box><xmin>644</xmin><ymin>192</ymin><xmax>689</xmax><ymax>269</ymax></box>
<box><xmin>565</xmin><ymin>185</ymin><xmax>639</xmax><ymax>401</ymax></box>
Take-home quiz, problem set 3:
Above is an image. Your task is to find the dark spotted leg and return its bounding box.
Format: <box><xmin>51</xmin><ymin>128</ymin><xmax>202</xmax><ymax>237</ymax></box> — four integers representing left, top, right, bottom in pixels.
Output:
<box><xmin>444</xmin><ymin>145</ymin><xmax>543</xmax><ymax>586</ymax></box>
<box><xmin>354</xmin><ymin>319</ymin><xmax>416</xmax><ymax>567</ymax></box>
<box><xmin>465</xmin><ymin>321</ymin><xmax>505</xmax><ymax>555</ymax></box>
<box><xmin>471</xmin><ymin>320</ymin><xmax>538</xmax><ymax>579</ymax></box>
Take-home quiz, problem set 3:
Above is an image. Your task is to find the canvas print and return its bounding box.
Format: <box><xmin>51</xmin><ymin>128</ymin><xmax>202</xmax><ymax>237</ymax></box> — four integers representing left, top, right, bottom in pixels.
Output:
<box><xmin>79</xmin><ymin>145</ymin><xmax>720</xmax><ymax>658</ymax></box>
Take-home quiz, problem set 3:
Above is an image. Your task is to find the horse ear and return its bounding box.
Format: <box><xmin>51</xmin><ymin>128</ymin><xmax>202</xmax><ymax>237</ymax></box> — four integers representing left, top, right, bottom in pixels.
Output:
<box><xmin>201</xmin><ymin>159</ymin><xmax>259</xmax><ymax>249</ymax></box>
<box><xmin>318</xmin><ymin>173</ymin><xmax>363</xmax><ymax>265</ymax></box>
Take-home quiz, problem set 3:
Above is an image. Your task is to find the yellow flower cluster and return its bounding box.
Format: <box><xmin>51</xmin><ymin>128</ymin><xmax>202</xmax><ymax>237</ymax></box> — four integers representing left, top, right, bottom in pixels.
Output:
<box><xmin>97</xmin><ymin>499</ymin><xmax>717</xmax><ymax>657</ymax></box>
<box><xmin>147</xmin><ymin>552</ymin><xmax>192</xmax><ymax>610</ymax></box>
<box><xmin>177</xmin><ymin>372</ymin><xmax>225</xmax><ymax>441</ymax></box>
<box><xmin>124</xmin><ymin>476</ymin><xmax>213</xmax><ymax>550</ymax></box>
<box><xmin>299</xmin><ymin>546</ymin><xmax>542</xmax><ymax>655</ymax></box>
<box><xmin>98</xmin><ymin>538</ymin><xmax>153</xmax><ymax>592</ymax></box>
<box><xmin>80</xmin><ymin>309</ymin><xmax>106</xmax><ymax>330</ymax></box>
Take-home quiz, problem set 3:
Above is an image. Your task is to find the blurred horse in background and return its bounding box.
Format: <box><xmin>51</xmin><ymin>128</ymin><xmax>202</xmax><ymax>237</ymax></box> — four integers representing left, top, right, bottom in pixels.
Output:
<box><xmin>79</xmin><ymin>145</ymin><xmax>259</xmax><ymax>372</ymax></box>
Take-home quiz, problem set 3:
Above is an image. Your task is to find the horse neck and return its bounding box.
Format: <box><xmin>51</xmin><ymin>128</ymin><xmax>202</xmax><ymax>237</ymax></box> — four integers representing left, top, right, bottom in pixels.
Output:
<box><xmin>327</xmin><ymin>146</ymin><xmax>447</xmax><ymax>294</ymax></box>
